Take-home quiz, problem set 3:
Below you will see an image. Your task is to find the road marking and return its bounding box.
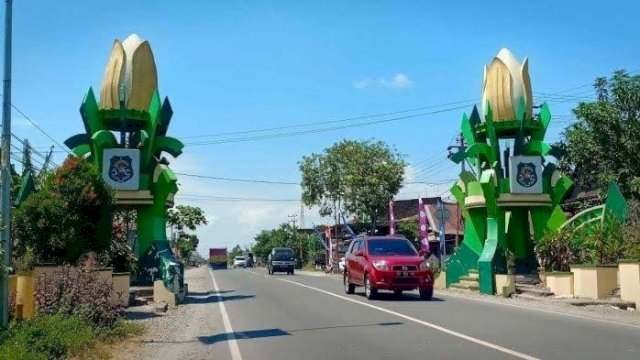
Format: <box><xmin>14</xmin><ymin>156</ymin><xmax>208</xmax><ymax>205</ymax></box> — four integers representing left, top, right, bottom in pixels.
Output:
<box><xmin>286</xmin><ymin>270</ymin><xmax>640</xmax><ymax>330</ymax></box>
<box><xmin>275</xmin><ymin>277</ymin><xmax>539</xmax><ymax>360</ymax></box>
<box><xmin>209</xmin><ymin>269</ymin><xmax>243</xmax><ymax>360</ymax></box>
<box><xmin>439</xmin><ymin>291</ymin><xmax>640</xmax><ymax>330</ymax></box>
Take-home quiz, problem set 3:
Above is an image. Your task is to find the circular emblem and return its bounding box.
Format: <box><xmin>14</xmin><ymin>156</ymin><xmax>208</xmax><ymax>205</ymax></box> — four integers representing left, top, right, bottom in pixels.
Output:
<box><xmin>109</xmin><ymin>156</ymin><xmax>134</xmax><ymax>183</ymax></box>
<box><xmin>402</xmin><ymin>266</ymin><xmax>408</xmax><ymax>271</ymax></box>
<box><xmin>516</xmin><ymin>162</ymin><xmax>538</xmax><ymax>188</ymax></box>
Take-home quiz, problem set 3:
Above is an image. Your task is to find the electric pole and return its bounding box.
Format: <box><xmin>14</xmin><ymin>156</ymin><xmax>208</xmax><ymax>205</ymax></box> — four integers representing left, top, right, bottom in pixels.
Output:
<box><xmin>1</xmin><ymin>0</ymin><xmax>12</xmax><ymax>328</ymax></box>
<box><xmin>447</xmin><ymin>132</ymin><xmax>466</xmax><ymax>249</ymax></box>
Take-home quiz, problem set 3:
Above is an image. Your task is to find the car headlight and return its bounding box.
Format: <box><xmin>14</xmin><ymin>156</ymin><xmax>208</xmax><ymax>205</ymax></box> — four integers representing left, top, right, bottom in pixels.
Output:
<box><xmin>419</xmin><ymin>260</ymin><xmax>430</xmax><ymax>270</ymax></box>
<box><xmin>372</xmin><ymin>260</ymin><xmax>389</xmax><ymax>271</ymax></box>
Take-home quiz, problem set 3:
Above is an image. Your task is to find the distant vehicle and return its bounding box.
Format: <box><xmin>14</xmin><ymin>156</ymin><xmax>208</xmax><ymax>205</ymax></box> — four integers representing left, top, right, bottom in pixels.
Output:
<box><xmin>244</xmin><ymin>252</ymin><xmax>255</xmax><ymax>268</ymax></box>
<box><xmin>343</xmin><ymin>235</ymin><xmax>433</xmax><ymax>300</ymax></box>
<box><xmin>233</xmin><ymin>256</ymin><xmax>246</xmax><ymax>268</ymax></box>
<box><xmin>209</xmin><ymin>248</ymin><xmax>228</xmax><ymax>269</ymax></box>
<box><xmin>267</xmin><ymin>247</ymin><xmax>296</xmax><ymax>275</ymax></box>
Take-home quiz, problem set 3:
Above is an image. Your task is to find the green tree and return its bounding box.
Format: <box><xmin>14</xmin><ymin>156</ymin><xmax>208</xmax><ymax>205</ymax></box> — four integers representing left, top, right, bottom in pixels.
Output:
<box><xmin>167</xmin><ymin>205</ymin><xmax>207</xmax><ymax>260</ymax></box>
<box><xmin>228</xmin><ymin>245</ymin><xmax>243</xmax><ymax>263</ymax></box>
<box><xmin>557</xmin><ymin>70</ymin><xmax>640</xmax><ymax>199</ymax></box>
<box><xmin>396</xmin><ymin>220</ymin><xmax>419</xmax><ymax>244</ymax></box>
<box><xmin>300</xmin><ymin>139</ymin><xmax>405</xmax><ymax>230</ymax></box>
<box><xmin>167</xmin><ymin>205</ymin><xmax>207</xmax><ymax>231</ymax></box>
<box><xmin>12</xmin><ymin>157</ymin><xmax>113</xmax><ymax>264</ymax></box>
<box><xmin>172</xmin><ymin>233</ymin><xmax>200</xmax><ymax>259</ymax></box>
<box><xmin>251</xmin><ymin>224</ymin><xmax>312</xmax><ymax>266</ymax></box>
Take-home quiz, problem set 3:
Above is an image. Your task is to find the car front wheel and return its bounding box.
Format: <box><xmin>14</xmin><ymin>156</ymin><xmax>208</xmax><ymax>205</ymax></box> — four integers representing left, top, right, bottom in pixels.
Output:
<box><xmin>344</xmin><ymin>273</ymin><xmax>355</xmax><ymax>294</ymax></box>
<box><xmin>419</xmin><ymin>287</ymin><xmax>433</xmax><ymax>300</ymax></box>
<box><xmin>364</xmin><ymin>274</ymin><xmax>377</xmax><ymax>300</ymax></box>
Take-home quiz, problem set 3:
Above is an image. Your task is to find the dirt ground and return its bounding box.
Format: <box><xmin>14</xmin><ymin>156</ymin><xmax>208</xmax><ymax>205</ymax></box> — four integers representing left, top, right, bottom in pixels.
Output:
<box><xmin>109</xmin><ymin>266</ymin><xmax>226</xmax><ymax>360</ymax></box>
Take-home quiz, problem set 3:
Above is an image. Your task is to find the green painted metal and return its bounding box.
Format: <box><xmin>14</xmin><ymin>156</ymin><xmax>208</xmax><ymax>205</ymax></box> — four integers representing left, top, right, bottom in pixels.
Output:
<box><xmin>445</xmin><ymin>100</ymin><xmax>574</xmax><ymax>294</ymax></box>
<box><xmin>561</xmin><ymin>182</ymin><xmax>628</xmax><ymax>232</ymax></box>
<box><xmin>14</xmin><ymin>171</ymin><xmax>35</xmax><ymax>206</ymax></box>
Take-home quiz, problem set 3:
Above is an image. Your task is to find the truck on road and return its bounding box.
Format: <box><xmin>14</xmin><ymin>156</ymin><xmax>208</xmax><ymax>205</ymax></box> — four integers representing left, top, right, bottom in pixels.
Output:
<box><xmin>209</xmin><ymin>248</ymin><xmax>228</xmax><ymax>269</ymax></box>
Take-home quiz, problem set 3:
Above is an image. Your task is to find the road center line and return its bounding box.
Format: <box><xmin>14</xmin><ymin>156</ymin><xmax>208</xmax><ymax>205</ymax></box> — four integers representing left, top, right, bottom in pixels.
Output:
<box><xmin>209</xmin><ymin>269</ymin><xmax>243</xmax><ymax>360</ymax></box>
<box><xmin>275</xmin><ymin>277</ymin><xmax>540</xmax><ymax>360</ymax></box>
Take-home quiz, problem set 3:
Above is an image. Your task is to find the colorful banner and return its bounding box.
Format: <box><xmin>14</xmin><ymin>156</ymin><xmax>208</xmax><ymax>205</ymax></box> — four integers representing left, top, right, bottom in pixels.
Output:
<box><xmin>389</xmin><ymin>199</ymin><xmax>396</xmax><ymax>235</ymax></box>
<box><xmin>418</xmin><ymin>197</ymin><xmax>430</xmax><ymax>252</ymax></box>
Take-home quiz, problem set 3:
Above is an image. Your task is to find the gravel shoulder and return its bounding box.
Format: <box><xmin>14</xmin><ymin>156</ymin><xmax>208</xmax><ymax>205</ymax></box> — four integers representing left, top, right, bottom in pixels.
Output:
<box><xmin>110</xmin><ymin>266</ymin><xmax>228</xmax><ymax>360</ymax></box>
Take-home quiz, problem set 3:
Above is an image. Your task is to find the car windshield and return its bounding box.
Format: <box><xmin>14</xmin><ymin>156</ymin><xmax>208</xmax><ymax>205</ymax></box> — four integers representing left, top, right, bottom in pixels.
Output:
<box><xmin>273</xmin><ymin>250</ymin><xmax>294</xmax><ymax>260</ymax></box>
<box><xmin>235</xmin><ymin>257</ymin><xmax>244</xmax><ymax>261</ymax></box>
<box><xmin>367</xmin><ymin>239</ymin><xmax>418</xmax><ymax>256</ymax></box>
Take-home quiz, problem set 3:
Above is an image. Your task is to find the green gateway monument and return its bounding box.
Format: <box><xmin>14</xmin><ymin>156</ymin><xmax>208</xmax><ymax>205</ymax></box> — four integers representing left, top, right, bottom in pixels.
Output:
<box><xmin>445</xmin><ymin>49</ymin><xmax>627</xmax><ymax>294</ymax></box>
<box><xmin>445</xmin><ymin>48</ymin><xmax>573</xmax><ymax>294</ymax></box>
<box><xmin>64</xmin><ymin>34</ymin><xmax>184</xmax><ymax>293</ymax></box>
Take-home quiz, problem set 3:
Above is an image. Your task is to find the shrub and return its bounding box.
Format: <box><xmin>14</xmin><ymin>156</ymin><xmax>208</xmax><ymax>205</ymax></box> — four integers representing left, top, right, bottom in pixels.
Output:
<box><xmin>536</xmin><ymin>227</ymin><xmax>576</xmax><ymax>272</ymax></box>
<box><xmin>573</xmin><ymin>215</ymin><xmax>626</xmax><ymax>265</ymax></box>
<box><xmin>0</xmin><ymin>314</ymin><xmax>94</xmax><ymax>360</ymax></box>
<box><xmin>12</xmin><ymin>157</ymin><xmax>113</xmax><ymax>265</ymax></box>
<box><xmin>34</xmin><ymin>266</ymin><xmax>124</xmax><ymax>328</ymax></box>
<box><xmin>0</xmin><ymin>315</ymin><xmax>143</xmax><ymax>360</ymax></box>
<box><xmin>623</xmin><ymin>200</ymin><xmax>640</xmax><ymax>260</ymax></box>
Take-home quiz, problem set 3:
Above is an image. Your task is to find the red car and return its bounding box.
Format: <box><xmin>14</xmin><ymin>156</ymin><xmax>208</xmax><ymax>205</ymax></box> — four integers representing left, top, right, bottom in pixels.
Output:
<box><xmin>343</xmin><ymin>235</ymin><xmax>433</xmax><ymax>300</ymax></box>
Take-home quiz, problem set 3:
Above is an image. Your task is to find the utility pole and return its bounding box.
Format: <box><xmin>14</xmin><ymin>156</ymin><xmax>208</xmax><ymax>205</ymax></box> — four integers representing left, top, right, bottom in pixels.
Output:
<box><xmin>299</xmin><ymin>202</ymin><xmax>304</xmax><ymax>229</ymax></box>
<box><xmin>287</xmin><ymin>214</ymin><xmax>298</xmax><ymax>229</ymax></box>
<box><xmin>447</xmin><ymin>132</ymin><xmax>466</xmax><ymax>249</ymax></box>
<box><xmin>0</xmin><ymin>0</ymin><xmax>12</xmax><ymax>328</ymax></box>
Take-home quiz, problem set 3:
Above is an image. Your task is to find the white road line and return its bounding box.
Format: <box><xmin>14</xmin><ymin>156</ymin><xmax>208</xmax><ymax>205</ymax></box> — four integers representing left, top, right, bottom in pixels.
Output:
<box><xmin>439</xmin><ymin>291</ymin><xmax>640</xmax><ymax>330</ymax></box>
<box><xmin>289</xmin><ymin>271</ymin><xmax>640</xmax><ymax>330</ymax></box>
<box><xmin>275</xmin><ymin>277</ymin><xmax>539</xmax><ymax>360</ymax></box>
<box><xmin>209</xmin><ymin>269</ymin><xmax>243</xmax><ymax>360</ymax></box>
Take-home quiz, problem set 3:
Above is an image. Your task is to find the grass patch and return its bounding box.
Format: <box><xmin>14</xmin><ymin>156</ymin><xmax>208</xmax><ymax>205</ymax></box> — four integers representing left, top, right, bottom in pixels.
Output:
<box><xmin>0</xmin><ymin>315</ymin><xmax>145</xmax><ymax>360</ymax></box>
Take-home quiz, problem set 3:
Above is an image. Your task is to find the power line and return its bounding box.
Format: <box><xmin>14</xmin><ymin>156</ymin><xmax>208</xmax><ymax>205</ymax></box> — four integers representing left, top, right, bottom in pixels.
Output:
<box><xmin>176</xmin><ymin>193</ymin><xmax>300</xmax><ymax>202</ymax></box>
<box><xmin>176</xmin><ymin>171</ymin><xmax>456</xmax><ymax>186</ymax></box>
<box><xmin>176</xmin><ymin>172</ymin><xmax>299</xmax><ymax>185</ymax></box>
<box><xmin>179</xmin><ymin>99</ymin><xmax>478</xmax><ymax>140</ymax></box>
<box><xmin>0</xmin><ymin>93</ymin><xmax>71</xmax><ymax>154</ymax></box>
<box><xmin>184</xmin><ymin>104</ymin><xmax>472</xmax><ymax>146</ymax></box>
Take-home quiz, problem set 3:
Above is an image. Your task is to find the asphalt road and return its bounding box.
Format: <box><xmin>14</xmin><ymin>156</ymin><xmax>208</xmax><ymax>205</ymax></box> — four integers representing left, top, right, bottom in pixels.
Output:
<box><xmin>199</xmin><ymin>266</ymin><xmax>639</xmax><ymax>360</ymax></box>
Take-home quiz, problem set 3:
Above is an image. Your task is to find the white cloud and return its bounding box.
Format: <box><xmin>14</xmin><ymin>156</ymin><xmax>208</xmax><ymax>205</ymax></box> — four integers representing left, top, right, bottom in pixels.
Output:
<box><xmin>354</xmin><ymin>73</ymin><xmax>414</xmax><ymax>90</ymax></box>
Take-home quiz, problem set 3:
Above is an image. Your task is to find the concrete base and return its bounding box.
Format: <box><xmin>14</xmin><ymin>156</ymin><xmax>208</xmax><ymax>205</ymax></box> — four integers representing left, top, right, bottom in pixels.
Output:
<box><xmin>154</xmin><ymin>280</ymin><xmax>178</xmax><ymax>307</ymax></box>
<box><xmin>571</xmin><ymin>265</ymin><xmax>618</xmax><ymax>299</ymax></box>
<box><xmin>495</xmin><ymin>274</ymin><xmax>515</xmax><ymax>297</ymax></box>
<box><xmin>112</xmin><ymin>273</ymin><xmax>131</xmax><ymax>307</ymax></box>
<box><xmin>16</xmin><ymin>272</ymin><xmax>35</xmax><ymax>319</ymax></box>
<box><xmin>619</xmin><ymin>262</ymin><xmax>640</xmax><ymax>309</ymax></box>
<box><xmin>543</xmin><ymin>272</ymin><xmax>574</xmax><ymax>296</ymax></box>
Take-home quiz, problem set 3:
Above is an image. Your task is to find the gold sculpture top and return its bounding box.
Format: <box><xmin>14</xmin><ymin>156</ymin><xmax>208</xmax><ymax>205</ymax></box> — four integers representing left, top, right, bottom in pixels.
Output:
<box><xmin>99</xmin><ymin>34</ymin><xmax>158</xmax><ymax>111</ymax></box>
<box><xmin>481</xmin><ymin>48</ymin><xmax>533</xmax><ymax>122</ymax></box>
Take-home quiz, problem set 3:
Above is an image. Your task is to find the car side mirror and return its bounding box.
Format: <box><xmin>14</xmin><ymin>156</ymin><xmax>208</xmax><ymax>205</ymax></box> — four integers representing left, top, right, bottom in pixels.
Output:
<box><xmin>418</xmin><ymin>249</ymin><xmax>429</xmax><ymax>257</ymax></box>
<box><xmin>354</xmin><ymin>250</ymin><xmax>364</xmax><ymax>257</ymax></box>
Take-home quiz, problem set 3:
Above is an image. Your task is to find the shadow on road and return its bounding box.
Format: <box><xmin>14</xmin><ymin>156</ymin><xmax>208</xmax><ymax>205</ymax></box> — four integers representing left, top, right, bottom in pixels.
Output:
<box><xmin>199</xmin><ymin>328</ymin><xmax>291</xmax><ymax>345</ymax></box>
<box><xmin>185</xmin><ymin>294</ymin><xmax>256</xmax><ymax>305</ymax></box>
<box><xmin>188</xmin><ymin>290</ymin><xmax>235</xmax><ymax>296</ymax></box>
<box><xmin>357</xmin><ymin>292</ymin><xmax>445</xmax><ymax>302</ymax></box>
<box><xmin>289</xmin><ymin>321</ymin><xmax>403</xmax><ymax>333</ymax></box>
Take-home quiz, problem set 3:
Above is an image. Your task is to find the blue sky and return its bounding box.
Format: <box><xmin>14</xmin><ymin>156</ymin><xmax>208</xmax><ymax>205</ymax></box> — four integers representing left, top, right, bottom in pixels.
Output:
<box><xmin>3</xmin><ymin>1</ymin><xmax>639</xmax><ymax>253</ymax></box>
